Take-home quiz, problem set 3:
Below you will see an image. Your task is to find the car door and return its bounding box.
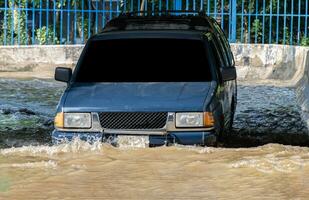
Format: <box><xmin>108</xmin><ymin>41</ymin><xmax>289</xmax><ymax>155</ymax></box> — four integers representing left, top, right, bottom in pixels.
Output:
<box><xmin>212</xmin><ymin>21</ymin><xmax>237</xmax><ymax>120</ymax></box>
<box><xmin>213</xmin><ymin>36</ymin><xmax>233</xmax><ymax>129</ymax></box>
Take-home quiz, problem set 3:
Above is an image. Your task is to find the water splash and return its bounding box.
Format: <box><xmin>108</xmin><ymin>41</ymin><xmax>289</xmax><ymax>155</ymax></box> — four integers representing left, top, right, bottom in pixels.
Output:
<box><xmin>0</xmin><ymin>138</ymin><xmax>103</xmax><ymax>156</ymax></box>
<box><xmin>117</xmin><ymin>135</ymin><xmax>150</xmax><ymax>149</ymax></box>
<box><xmin>229</xmin><ymin>145</ymin><xmax>309</xmax><ymax>173</ymax></box>
<box><xmin>10</xmin><ymin>160</ymin><xmax>57</xmax><ymax>169</ymax></box>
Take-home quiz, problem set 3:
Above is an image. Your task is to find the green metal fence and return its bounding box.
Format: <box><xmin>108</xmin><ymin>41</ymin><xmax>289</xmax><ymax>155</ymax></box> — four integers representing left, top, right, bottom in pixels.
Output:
<box><xmin>0</xmin><ymin>0</ymin><xmax>308</xmax><ymax>46</ymax></box>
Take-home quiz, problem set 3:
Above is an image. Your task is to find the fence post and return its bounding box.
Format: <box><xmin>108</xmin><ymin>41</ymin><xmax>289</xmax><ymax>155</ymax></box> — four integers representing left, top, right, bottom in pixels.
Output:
<box><xmin>230</xmin><ymin>0</ymin><xmax>237</xmax><ymax>42</ymax></box>
<box><xmin>175</xmin><ymin>0</ymin><xmax>182</xmax><ymax>10</ymax></box>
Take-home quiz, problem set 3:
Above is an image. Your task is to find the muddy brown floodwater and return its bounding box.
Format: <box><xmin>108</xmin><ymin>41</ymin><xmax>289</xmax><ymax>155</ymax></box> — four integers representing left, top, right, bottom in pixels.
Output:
<box><xmin>0</xmin><ymin>79</ymin><xmax>309</xmax><ymax>199</ymax></box>
<box><xmin>1</xmin><ymin>141</ymin><xmax>309</xmax><ymax>199</ymax></box>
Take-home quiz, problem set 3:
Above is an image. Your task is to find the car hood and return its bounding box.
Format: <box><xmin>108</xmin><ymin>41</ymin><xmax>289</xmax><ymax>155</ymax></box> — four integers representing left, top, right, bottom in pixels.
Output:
<box><xmin>63</xmin><ymin>82</ymin><xmax>214</xmax><ymax>112</ymax></box>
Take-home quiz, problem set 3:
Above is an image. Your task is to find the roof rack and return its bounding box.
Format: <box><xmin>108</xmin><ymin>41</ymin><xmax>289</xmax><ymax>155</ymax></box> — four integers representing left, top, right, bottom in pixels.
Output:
<box><xmin>102</xmin><ymin>10</ymin><xmax>212</xmax><ymax>33</ymax></box>
<box><xmin>119</xmin><ymin>10</ymin><xmax>207</xmax><ymax>17</ymax></box>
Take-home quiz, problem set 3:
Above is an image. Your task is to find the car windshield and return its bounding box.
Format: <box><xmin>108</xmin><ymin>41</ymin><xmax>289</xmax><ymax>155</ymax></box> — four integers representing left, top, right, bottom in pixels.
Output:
<box><xmin>75</xmin><ymin>38</ymin><xmax>212</xmax><ymax>82</ymax></box>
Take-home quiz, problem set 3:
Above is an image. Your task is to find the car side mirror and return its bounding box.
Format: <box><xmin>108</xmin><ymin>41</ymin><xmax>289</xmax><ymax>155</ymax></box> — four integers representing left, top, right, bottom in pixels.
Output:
<box><xmin>221</xmin><ymin>67</ymin><xmax>237</xmax><ymax>82</ymax></box>
<box><xmin>55</xmin><ymin>67</ymin><xmax>72</xmax><ymax>83</ymax></box>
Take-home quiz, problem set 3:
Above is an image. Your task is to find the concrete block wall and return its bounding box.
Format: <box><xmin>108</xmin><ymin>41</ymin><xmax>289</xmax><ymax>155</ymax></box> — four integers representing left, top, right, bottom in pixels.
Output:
<box><xmin>0</xmin><ymin>44</ymin><xmax>307</xmax><ymax>87</ymax></box>
<box><xmin>295</xmin><ymin>50</ymin><xmax>309</xmax><ymax>128</ymax></box>
<box><xmin>231</xmin><ymin>44</ymin><xmax>309</xmax><ymax>87</ymax></box>
<box><xmin>0</xmin><ymin>45</ymin><xmax>84</xmax><ymax>74</ymax></box>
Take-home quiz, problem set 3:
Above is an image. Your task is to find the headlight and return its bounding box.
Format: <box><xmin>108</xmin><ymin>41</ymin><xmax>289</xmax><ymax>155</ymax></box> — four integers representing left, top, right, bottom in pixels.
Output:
<box><xmin>176</xmin><ymin>112</ymin><xmax>204</xmax><ymax>127</ymax></box>
<box><xmin>54</xmin><ymin>112</ymin><xmax>92</xmax><ymax>129</ymax></box>
<box><xmin>176</xmin><ymin>112</ymin><xmax>214</xmax><ymax>128</ymax></box>
<box><xmin>64</xmin><ymin>113</ymin><xmax>92</xmax><ymax>128</ymax></box>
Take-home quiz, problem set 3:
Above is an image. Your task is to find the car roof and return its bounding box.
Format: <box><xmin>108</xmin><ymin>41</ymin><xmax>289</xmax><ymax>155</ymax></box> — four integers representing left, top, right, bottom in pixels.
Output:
<box><xmin>100</xmin><ymin>11</ymin><xmax>214</xmax><ymax>33</ymax></box>
<box><xmin>94</xmin><ymin>30</ymin><xmax>206</xmax><ymax>41</ymax></box>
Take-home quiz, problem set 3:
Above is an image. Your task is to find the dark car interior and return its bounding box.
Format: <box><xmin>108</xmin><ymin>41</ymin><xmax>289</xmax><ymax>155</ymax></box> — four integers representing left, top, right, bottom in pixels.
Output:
<box><xmin>74</xmin><ymin>38</ymin><xmax>213</xmax><ymax>82</ymax></box>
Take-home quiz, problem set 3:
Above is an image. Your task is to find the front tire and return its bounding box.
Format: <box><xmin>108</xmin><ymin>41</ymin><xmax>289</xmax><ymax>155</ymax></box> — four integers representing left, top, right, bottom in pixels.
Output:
<box><xmin>227</xmin><ymin>99</ymin><xmax>236</xmax><ymax>132</ymax></box>
<box><xmin>218</xmin><ymin>98</ymin><xmax>236</xmax><ymax>146</ymax></box>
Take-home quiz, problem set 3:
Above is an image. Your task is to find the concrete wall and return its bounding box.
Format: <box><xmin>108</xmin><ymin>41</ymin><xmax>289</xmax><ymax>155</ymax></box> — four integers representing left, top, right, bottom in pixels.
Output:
<box><xmin>231</xmin><ymin>44</ymin><xmax>309</xmax><ymax>87</ymax></box>
<box><xmin>295</xmin><ymin>50</ymin><xmax>309</xmax><ymax>128</ymax></box>
<box><xmin>0</xmin><ymin>45</ymin><xmax>84</xmax><ymax>78</ymax></box>
<box><xmin>0</xmin><ymin>44</ymin><xmax>308</xmax><ymax>86</ymax></box>
<box><xmin>0</xmin><ymin>45</ymin><xmax>84</xmax><ymax>71</ymax></box>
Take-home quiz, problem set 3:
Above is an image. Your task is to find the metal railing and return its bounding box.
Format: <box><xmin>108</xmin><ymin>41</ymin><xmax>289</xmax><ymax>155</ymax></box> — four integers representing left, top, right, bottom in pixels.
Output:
<box><xmin>0</xmin><ymin>0</ymin><xmax>308</xmax><ymax>46</ymax></box>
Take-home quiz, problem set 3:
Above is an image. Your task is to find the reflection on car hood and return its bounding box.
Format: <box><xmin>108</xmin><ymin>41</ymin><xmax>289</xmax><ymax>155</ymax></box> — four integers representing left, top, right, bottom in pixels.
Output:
<box><xmin>63</xmin><ymin>82</ymin><xmax>213</xmax><ymax>112</ymax></box>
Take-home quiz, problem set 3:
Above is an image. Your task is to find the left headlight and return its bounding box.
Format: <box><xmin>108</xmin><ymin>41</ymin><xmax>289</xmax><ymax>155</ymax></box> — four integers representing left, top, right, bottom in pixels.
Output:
<box><xmin>54</xmin><ymin>112</ymin><xmax>92</xmax><ymax>129</ymax></box>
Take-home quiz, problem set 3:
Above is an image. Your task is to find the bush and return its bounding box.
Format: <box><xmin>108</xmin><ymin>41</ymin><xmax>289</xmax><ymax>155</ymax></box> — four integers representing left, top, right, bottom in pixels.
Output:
<box><xmin>35</xmin><ymin>26</ymin><xmax>59</xmax><ymax>45</ymax></box>
<box><xmin>301</xmin><ymin>37</ymin><xmax>309</xmax><ymax>46</ymax></box>
<box><xmin>0</xmin><ymin>0</ymin><xmax>29</xmax><ymax>45</ymax></box>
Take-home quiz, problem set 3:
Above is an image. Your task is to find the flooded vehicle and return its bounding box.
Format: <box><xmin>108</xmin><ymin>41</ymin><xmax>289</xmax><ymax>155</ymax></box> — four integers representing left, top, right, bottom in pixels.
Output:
<box><xmin>52</xmin><ymin>14</ymin><xmax>237</xmax><ymax>146</ymax></box>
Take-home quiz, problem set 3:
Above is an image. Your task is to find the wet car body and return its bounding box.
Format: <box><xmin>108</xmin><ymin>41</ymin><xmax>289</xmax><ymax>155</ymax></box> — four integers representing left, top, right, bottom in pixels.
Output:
<box><xmin>52</xmin><ymin>12</ymin><xmax>237</xmax><ymax>146</ymax></box>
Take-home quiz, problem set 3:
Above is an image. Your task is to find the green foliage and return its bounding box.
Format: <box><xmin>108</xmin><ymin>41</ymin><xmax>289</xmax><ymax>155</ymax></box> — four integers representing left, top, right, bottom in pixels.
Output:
<box><xmin>0</xmin><ymin>0</ymin><xmax>29</xmax><ymax>45</ymax></box>
<box><xmin>0</xmin><ymin>0</ymin><xmax>308</xmax><ymax>46</ymax></box>
<box><xmin>36</xmin><ymin>26</ymin><xmax>59</xmax><ymax>45</ymax></box>
<box><xmin>123</xmin><ymin>0</ymin><xmax>175</xmax><ymax>12</ymax></box>
<box><xmin>301</xmin><ymin>38</ymin><xmax>309</xmax><ymax>46</ymax></box>
<box><xmin>237</xmin><ymin>0</ymin><xmax>309</xmax><ymax>46</ymax></box>
<box><xmin>77</xmin><ymin>15</ymin><xmax>90</xmax><ymax>40</ymax></box>
<box><xmin>282</xmin><ymin>27</ymin><xmax>290</xmax><ymax>45</ymax></box>
<box><xmin>265</xmin><ymin>0</ymin><xmax>278</xmax><ymax>13</ymax></box>
<box><xmin>251</xmin><ymin>19</ymin><xmax>262</xmax><ymax>41</ymax></box>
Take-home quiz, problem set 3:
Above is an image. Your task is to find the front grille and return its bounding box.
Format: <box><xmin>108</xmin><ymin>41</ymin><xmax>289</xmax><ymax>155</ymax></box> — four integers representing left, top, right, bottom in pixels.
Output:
<box><xmin>98</xmin><ymin>112</ymin><xmax>168</xmax><ymax>130</ymax></box>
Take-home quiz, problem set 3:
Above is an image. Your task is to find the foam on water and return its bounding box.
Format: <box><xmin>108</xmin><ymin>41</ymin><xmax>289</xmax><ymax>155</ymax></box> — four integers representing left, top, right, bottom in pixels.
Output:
<box><xmin>230</xmin><ymin>145</ymin><xmax>309</xmax><ymax>173</ymax></box>
<box><xmin>0</xmin><ymin>138</ymin><xmax>104</xmax><ymax>156</ymax></box>
<box><xmin>10</xmin><ymin>160</ymin><xmax>57</xmax><ymax>169</ymax></box>
<box><xmin>117</xmin><ymin>135</ymin><xmax>150</xmax><ymax>149</ymax></box>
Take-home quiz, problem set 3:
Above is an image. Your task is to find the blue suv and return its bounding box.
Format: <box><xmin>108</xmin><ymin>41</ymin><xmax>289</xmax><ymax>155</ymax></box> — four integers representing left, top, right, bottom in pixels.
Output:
<box><xmin>52</xmin><ymin>12</ymin><xmax>237</xmax><ymax>146</ymax></box>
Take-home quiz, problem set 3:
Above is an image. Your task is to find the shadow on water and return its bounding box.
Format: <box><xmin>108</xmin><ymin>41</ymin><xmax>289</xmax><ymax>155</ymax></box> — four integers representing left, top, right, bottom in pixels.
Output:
<box><xmin>0</xmin><ymin>79</ymin><xmax>308</xmax><ymax>148</ymax></box>
<box><xmin>221</xmin><ymin>131</ymin><xmax>309</xmax><ymax>148</ymax></box>
<box><xmin>222</xmin><ymin>84</ymin><xmax>309</xmax><ymax>147</ymax></box>
<box><xmin>0</xmin><ymin>128</ymin><xmax>52</xmax><ymax>149</ymax></box>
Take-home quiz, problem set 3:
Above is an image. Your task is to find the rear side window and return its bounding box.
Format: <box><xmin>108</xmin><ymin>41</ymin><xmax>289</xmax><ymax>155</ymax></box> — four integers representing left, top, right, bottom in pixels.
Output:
<box><xmin>212</xmin><ymin>36</ymin><xmax>230</xmax><ymax>68</ymax></box>
<box><xmin>206</xmin><ymin>32</ymin><xmax>229</xmax><ymax>68</ymax></box>
<box><xmin>208</xmin><ymin>39</ymin><xmax>224</xmax><ymax>68</ymax></box>
<box><xmin>75</xmin><ymin>39</ymin><xmax>212</xmax><ymax>82</ymax></box>
<box><xmin>212</xmin><ymin>21</ymin><xmax>235</xmax><ymax>66</ymax></box>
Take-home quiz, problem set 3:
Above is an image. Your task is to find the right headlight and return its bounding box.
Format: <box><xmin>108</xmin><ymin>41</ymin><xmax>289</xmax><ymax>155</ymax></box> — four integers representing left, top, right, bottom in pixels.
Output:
<box><xmin>64</xmin><ymin>113</ymin><xmax>92</xmax><ymax>128</ymax></box>
<box><xmin>175</xmin><ymin>112</ymin><xmax>214</xmax><ymax>128</ymax></box>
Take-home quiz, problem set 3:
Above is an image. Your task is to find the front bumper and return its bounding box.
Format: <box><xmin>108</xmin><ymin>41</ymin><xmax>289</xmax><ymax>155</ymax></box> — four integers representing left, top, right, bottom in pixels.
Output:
<box><xmin>52</xmin><ymin>130</ymin><xmax>217</xmax><ymax>146</ymax></box>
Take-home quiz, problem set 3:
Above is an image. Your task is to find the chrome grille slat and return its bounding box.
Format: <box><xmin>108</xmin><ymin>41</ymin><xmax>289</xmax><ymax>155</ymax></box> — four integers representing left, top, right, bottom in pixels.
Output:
<box><xmin>98</xmin><ymin>112</ymin><xmax>168</xmax><ymax>130</ymax></box>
